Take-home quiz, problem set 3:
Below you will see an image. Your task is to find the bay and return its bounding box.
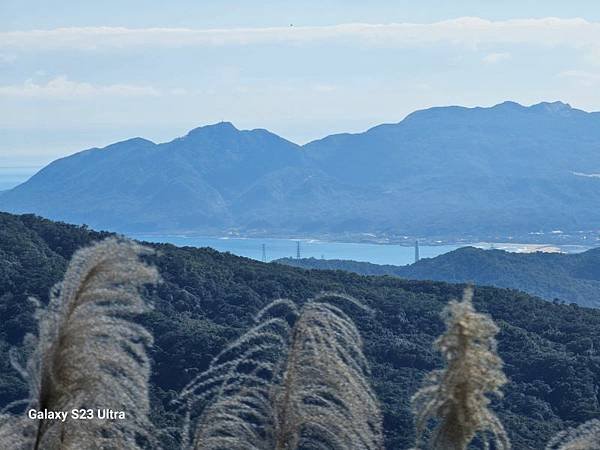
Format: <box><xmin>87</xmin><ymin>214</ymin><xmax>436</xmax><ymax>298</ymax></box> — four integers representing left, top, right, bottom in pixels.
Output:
<box><xmin>129</xmin><ymin>235</ymin><xmax>461</xmax><ymax>265</ymax></box>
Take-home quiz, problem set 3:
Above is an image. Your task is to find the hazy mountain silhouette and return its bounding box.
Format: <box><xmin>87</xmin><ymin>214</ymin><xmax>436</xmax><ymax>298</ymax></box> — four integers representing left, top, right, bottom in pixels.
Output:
<box><xmin>2</xmin><ymin>101</ymin><xmax>600</xmax><ymax>236</ymax></box>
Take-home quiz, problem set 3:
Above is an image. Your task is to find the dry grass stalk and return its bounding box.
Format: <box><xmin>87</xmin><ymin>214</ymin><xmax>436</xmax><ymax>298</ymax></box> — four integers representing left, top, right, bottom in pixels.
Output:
<box><xmin>545</xmin><ymin>419</ymin><xmax>600</xmax><ymax>450</ymax></box>
<box><xmin>411</xmin><ymin>287</ymin><xmax>510</xmax><ymax>450</ymax></box>
<box><xmin>1</xmin><ymin>238</ymin><xmax>159</xmax><ymax>449</ymax></box>
<box><xmin>181</xmin><ymin>294</ymin><xmax>383</xmax><ymax>450</ymax></box>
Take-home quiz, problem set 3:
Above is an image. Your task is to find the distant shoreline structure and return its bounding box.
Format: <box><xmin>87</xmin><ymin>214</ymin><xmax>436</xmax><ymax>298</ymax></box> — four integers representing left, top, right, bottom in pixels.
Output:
<box><xmin>128</xmin><ymin>233</ymin><xmax>592</xmax><ymax>265</ymax></box>
<box><xmin>128</xmin><ymin>231</ymin><xmax>592</xmax><ymax>253</ymax></box>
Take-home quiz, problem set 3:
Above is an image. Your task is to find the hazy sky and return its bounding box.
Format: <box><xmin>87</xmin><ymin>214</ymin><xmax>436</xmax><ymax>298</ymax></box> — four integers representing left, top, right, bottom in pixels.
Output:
<box><xmin>1</xmin><ymin>0</ymin><xmax>600</xmax><ymax>167</ymax></box>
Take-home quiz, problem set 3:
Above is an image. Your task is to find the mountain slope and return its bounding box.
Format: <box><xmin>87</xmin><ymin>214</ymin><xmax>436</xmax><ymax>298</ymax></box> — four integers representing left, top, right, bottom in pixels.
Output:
<box><xmin>304</xmin><ymin>101</ymin><xmax>600</xmax><ymax>183</ymax></box>
<box><xmin>2</xmin><ymin>101</ymin><xmax>600</xmax><ymax>237</ymax></box>
<box><xmin>277</xmin><ymin>246</ymin><xmax>600</xmax><ymax>307</ymax></box>
<box><xmin>0</xmin><ymin>123</ymin><xmax>306</xmax><ymax>232</ymax></box>
<box><xmin>2</xmin><ymin>213</ymin><xmax>600</xmax><ymax>449</ymax></box>
<box><xmin>303</xmin><ymin>101</ymin><xmax>600</xmax><ymax>235</ymax></box>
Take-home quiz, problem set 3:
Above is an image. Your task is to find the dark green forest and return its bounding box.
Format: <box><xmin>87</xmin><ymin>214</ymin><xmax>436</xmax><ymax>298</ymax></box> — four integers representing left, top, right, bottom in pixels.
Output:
<box><xmin>1</xmin><ymin>212</ymin><xmax>600</xmax><ymax>449</ymax></box>
<box><xmin>279</xmin><ymin>245</ymin><xmax>600</xmax><ymax>308</ymax></box>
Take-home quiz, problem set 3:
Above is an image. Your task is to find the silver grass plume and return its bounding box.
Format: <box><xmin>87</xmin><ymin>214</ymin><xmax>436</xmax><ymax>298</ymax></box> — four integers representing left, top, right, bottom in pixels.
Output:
<box><xmin>0</xmin><ymin>414</ymin><xmax>35</xmax><ymax>449</ymax></box>
<box><xmin>180</xmin><ymin>294</ymin><xmax>383</xmax><ymax>450</ymax></box>
<box><xmin>411</xmin><ymin>287</ymin><xmax>510</xmax><ymax>450</ymax></box>
<box><xmin>179</xmin><ymin>299</ymin><xmax>296</xmax><ymax>449</ymax></box>
<box><xmin>545</xmin><ymin>419</ymin><xmax>600</xmax><ymax>450</ymax></box>
<box><xmin>1</xmin><ymin>238</ymin><xmax>159</xmax><ymax>450</ymax></box>
<box><xmin>273</xmin><ymin>296</ymin><xmax>383</xmax><ymax>450</ymax></box>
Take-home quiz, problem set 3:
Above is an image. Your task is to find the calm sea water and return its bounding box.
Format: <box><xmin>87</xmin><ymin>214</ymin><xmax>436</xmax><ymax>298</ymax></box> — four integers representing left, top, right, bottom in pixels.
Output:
<box><xmin>129</xmin><ymin>235</ymin><xmax>462</xmax><ymax>266</ymax></box>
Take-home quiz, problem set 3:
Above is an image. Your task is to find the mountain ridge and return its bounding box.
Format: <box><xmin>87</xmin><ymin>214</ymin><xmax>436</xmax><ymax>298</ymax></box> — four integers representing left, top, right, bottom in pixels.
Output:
<box><xmin>2</xmin><ymin>100</ymin><xmax>600</xmax><ymax>238</ymax></box>
<box><xmin>276</xmin><ymin>246</ymin><xmax>600</xmax><ymax>308</ymax></box>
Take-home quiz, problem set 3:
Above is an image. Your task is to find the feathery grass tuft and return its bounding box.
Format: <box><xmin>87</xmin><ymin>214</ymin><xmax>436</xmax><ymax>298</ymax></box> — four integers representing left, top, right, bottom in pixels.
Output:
<box><xmin>181</xmin><ymin>294</ymin><xmax>383</xmax><ymax>450</ymax></box>
<box><xmin>180</xmin><ymin>298</ymin><xmax>296</xmax><ymax>449</ymax></box>
<box><xmin>0</xmin><ymin>414</ymin><xmax>35</xmax><ymax>449</ymax></box>
<box><xmin>1</xmin><ymin>237</ymin><xmax>159</xmax><ymax>449</ymax></box>
<box><xmin>273</xmin><ymin>296</ymin><xmax>383</xmax><ymax>450</ymax></box>
<box><xmin>545</xmin><ymin>419</ymin><xmax>600</xmax><ymax>450</ymax></box>
<box><xmin>411</xmin><ymin>287</ymin><xmax>510</xmax><ymax>450</ymax></box>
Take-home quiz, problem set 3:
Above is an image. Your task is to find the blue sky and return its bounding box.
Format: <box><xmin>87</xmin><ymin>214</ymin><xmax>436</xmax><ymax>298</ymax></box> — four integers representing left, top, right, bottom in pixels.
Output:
<box><xmin>1</xmin><ymin>0</ymin><xmax>600</xmax><ymax>169</ymax></box>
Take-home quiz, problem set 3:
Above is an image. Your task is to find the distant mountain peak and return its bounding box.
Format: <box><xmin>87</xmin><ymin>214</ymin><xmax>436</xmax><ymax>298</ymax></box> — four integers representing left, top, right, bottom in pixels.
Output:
<box><xmin>492</xmin><ymin>100</ymin><xmax>576</xmax><ymax>115</ymax></box>
<box><xmin>398</xmin><ymin>100</ymin><xmax>583</xmax><ymax>125</ymax></box>
<box><xmin>186</xmin><ymin>121</ymin><xmax>239</xmax><ymax>137</ymax></box>
<box><xmin>118</xmin><ymin>137</ymin><xmax>155</xmax><ymax>145</ymax></box>
<box><xmin>177</xmin><ymin>122</ymin><xmax>299</xmax><ymax>150</ymax></box>
<box><xmin>493</xmin><ymin>100</ymin><xmax>526</xmax><ymax>110</ymax></box>
<box><xmin>477</xmin><ymin>100</ymin><xmax>576</xmax><ymax>114</ymax></box>
<box><xmin>530</xmin><ymin>101</ymin><xmax>574</xmax><ymax>114</ymax></box>
<box><xmin>95</xmin><ymin>136</ymin><xmax>156</xmax><ymax>154</ymax></box>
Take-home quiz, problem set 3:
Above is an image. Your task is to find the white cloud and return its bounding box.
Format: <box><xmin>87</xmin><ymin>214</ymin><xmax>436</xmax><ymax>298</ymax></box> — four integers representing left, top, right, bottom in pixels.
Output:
<box><xmin>573</xmin><ymin>171</ymin><xmax>600</xmax><ymax>178</ymax></box>
<box><xmin>482</xmin><ymin>52</ymin><xmax>511</xmax><ymax>64</ymax></box>
<box><xmin>0</xmin><ymin>76</ymin><xmax>161</xmax><ymax>98</ymax></box>
<box><xmin>1</xmin><ymin>18</ymin><xmax>599</xmax><ymax>51</ymax></box>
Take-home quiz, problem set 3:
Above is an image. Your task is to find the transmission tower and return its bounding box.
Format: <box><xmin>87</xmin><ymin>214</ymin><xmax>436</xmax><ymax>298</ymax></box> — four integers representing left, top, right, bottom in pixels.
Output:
<box><xmin>296</xmin><ymin>241</ymin><xmax>301</xmax><ymax>259</ymax></box>
<box><xmin>261</xmin><ymin>243</ymin><xmax>266</xmax><ymax>262</ymax></box>
<box><xmin>414</xmin><ymin>240</ymin><xmax>420</xmax><ymax>263</ymax></box>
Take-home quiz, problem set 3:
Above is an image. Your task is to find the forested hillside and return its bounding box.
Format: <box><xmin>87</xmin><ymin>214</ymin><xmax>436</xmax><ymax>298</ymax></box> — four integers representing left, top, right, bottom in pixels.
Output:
<box><xmin>278</xmin><ymin>246</ymin><xmax>600</xmax><ymax>307</ymax></box>
<box><xmin>2</xmin><ymin>213</ymin><xmax>600</xmax><ymax>449</ymax></box>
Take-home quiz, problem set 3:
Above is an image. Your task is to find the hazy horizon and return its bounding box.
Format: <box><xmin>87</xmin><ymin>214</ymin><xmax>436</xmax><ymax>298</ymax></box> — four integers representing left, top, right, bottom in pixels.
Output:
<box><xmin>2</xmin><ymin>0</ymin><xmax>600</xmax><ymax>166</ymax></box>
